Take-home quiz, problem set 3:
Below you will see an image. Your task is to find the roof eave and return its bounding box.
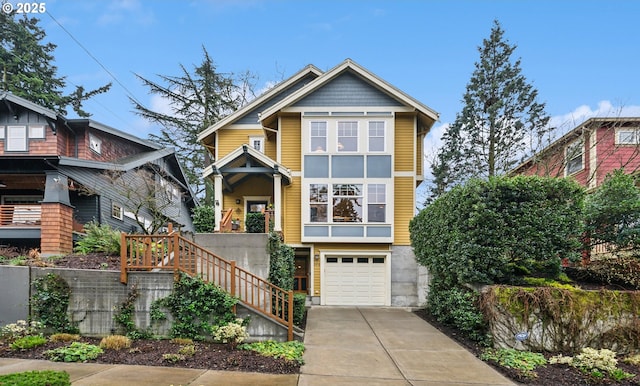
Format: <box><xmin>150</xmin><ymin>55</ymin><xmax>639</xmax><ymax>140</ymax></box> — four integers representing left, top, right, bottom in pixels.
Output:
<box><xmin>197</xmin><ymin>64</ymin><xmax>324</xmax><ymax>143</ymax></box>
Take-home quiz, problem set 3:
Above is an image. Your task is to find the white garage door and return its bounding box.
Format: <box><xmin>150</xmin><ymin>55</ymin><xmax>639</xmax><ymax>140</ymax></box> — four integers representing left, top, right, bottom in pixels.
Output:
<box><xmin>323</xmin><ymin>256</ymin><xmax>387</xmax><ymax>305</ymax></box>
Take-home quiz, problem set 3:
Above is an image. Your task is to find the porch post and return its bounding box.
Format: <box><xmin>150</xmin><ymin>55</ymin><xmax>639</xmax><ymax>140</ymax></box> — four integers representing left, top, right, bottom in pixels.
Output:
<box><xmin>273</xmin><ymin>173</ymin><xmax>282</xmax><ymax>232</ymax></box>
<box><xmin>213</xmin><ymin>173</ymin><xmax>223</xmax><ymax>232</ymax></box>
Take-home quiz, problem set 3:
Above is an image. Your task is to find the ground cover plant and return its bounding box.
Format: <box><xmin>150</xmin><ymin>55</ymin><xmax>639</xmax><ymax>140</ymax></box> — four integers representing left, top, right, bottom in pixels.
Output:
<box><xmin>0</xmin><ymin>370</ymin><xmax>70</xmax><ymax>386</ymax></box>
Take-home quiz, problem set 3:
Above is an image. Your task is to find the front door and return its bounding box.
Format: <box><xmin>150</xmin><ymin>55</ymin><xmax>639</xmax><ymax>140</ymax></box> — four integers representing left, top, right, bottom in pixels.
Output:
<box><xmin>294</xmin><ymin>252</ymin><xmax>309</xmax><ymax>294</ymax></box>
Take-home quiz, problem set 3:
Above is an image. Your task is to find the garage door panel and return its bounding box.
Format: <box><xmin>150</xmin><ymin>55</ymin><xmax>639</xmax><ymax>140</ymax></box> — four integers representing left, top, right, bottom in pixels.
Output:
<box><xmin>324</xmin><ymin>256</ymin><xmax>387</xmax><ymax>306</ymax></box>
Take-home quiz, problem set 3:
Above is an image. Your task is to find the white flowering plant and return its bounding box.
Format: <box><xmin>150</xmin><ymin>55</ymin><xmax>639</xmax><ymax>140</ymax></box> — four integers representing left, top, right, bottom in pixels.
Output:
<box><xmin>550</xmin><ymin>348</ymin><xmax>635</xmax><ymax>381</ymax></box>
<box><xmin>0</xmin><ymin>320</ymin><xmax>43</xmax><ymax>342</ymax></box>
<box><xmin>211</xmin><ymin>318</ymin><xmax>249</xmax><ymax>345</ymax></box>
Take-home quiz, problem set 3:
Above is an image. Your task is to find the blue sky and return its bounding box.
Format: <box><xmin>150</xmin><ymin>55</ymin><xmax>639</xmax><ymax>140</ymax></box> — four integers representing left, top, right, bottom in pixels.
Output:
<box><xmin>20</xmin><ymin>0</ymin><xmax>640</xmax><ymax>158</ymax></box>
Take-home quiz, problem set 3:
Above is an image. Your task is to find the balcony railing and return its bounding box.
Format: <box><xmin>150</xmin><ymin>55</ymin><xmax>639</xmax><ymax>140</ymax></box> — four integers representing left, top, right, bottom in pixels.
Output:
<box><xmin>0</xmin><ymin>205</ymin><xmax>41</xmax><ymax>226</ymax></box>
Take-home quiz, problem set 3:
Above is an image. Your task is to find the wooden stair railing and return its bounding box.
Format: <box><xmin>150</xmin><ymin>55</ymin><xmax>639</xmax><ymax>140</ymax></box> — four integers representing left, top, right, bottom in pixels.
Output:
<box><xmin>120</xmin><ymin>229</ymin><xmax>294</xmax><ymax>341</ymax></box>
<box><xmin>220</xmin><ymin>208</ymin><xmax>233</xmax><ymax>232</ymax></box>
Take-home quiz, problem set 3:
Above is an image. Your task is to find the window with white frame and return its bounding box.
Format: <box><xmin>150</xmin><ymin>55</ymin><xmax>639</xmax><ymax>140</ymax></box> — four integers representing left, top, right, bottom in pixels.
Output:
<box><xmin>309</xmin><ymin>184</ymin><xmax>328</xmax><ymax>222</ymax></box>
<box><xmin>565</xmin><ymin>139</ymin><xmax>584</xmax><ymax>175</ymax></box>
<box><xmin>112</xmin><ymin>202</ymin><xmax>123</xmax><ymax>220</ymax></box>
<box><xmin>0</xmin><ymin>126</ymin><xmax>4</xmax><ymax>139</ymax></box>
<box><xmin>337</xmin><ymin>121</ymin><xmax>358</xmax><ymax>151</ymax></box>
<box><xmin>617</xmin><ymin>128</ymin><xmax>640</xmax><ymax>144</ymax></box>
<box><xmin>29</xmin><ymin>126</ymin><xmax>45</xmax><ymax>139</ymax></box>
<box><xmin>89</xmin><ymin>134</ymin><xmax>102</xmax><ymax>154</ymax></box>
<box><xmin>6</xmin><ymin>126</ymin><xmax>27</xmax><ymax>151</ymax></box>
<box><xmin>310</xmin><ymin>121</ymin><xmax>327</xmax><ymax>152</ymax></box>
<box><xmin>367</xmin><ymin>184</ymin><xmax>386</xmax><ymax>222</ymax></box>
<box><xmin>368</xmin><ymin>121</ymin><xmax>385</xmax><ymax>152</ymax></box>
<box><xmin>249</xmin><ymin>136</ymin><xmax>264</xmax><ymax>153</ymax></box>
<box><xmin>332</xmin><ymin>184</ymin><xmax>362</xmax><ymax>222</ymax></box>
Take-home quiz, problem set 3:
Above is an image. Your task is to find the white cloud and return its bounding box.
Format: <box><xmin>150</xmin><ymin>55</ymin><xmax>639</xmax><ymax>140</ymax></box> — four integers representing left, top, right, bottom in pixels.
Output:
<box><xmin>97</xmin><ymin>0</ymin><xmax>155</xmax><ymax>26</ymax></box>
<box><xmin>549</xmin><ymin>101</ymin><xmax>640</xmax><ymax>139</ymax></box>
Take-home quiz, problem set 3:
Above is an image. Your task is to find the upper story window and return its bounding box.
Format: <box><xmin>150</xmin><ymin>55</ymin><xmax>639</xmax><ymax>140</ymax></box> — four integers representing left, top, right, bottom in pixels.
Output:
<box><xmin>29</xmin><ymin>126</ymin><xmax>45</xmax><ymax>139</ymax></box>
<box><xmin>337</xmin><ymin>121</ymin><xmax>358</xmax><ymax>152</ymax></box>
<box><xmin>89</xmin><ymin>134</ymin><xmax>102</xmax><ymax>154</ymax></box>
<box><xmin>6</xmin><ymin>126</ymin><xmax>27</xmax><ymax>151</ymax></box>
<box><xmin>368</xmin><ymin>121</ymin><xmax>385</xmax><ymax>152</ymax></box>
<box><xmin>306</xmin><ymin>183</ymin><xmax>388</xmax><ymax>224</ymax></box>
<box><xmin>565</xmin><ymin>138</ymin><xmax>584</xmax><ymax>175</ymax></box>
<box><xmin>310</xmin><ymin>121</ymin><xmax>327</xmax><ymax>152</ymax></box>
<box><xmin>249</xmin><ymin>136</ymin><xmax>264</xmax><ymax>153</ymax></box>
<box><xmin>616</xmin><ymin>128</ymin><xmax>640</xmax><ymax>144</ymax></box>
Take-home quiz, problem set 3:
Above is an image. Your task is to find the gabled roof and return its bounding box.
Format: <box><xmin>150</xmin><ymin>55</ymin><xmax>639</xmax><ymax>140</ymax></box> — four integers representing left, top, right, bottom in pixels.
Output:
<box><xmin>58</xmin><ymin>148</ymin><xmax>197</xmax><ymax>202</ymax></box>
<box><xmin>258</xmin><ymin>58</ymin><xmax>439</xmax><ymax>126</ymax></box>
<box><xmin>203</xmin><ymin>144</ymin><xmax>292</xmax><ymax>192</ymax></box>
<box><xmin>1</xmin><ymin>92</ymin><xmax>160</xmax><ymax>150</ymax></box>
<box><xmin>197</xmin><ymin>64</ymin><xmax>324</xmax><ymax>142</ymax></box>
<box><xmin>69</xmin><ymin>119</ymin><xmax>161</xmax><ymax>150</ymax></box>
<box><xmin>511</xmin><ymin>117</ymin><xmax>640</xmax><ymax>174</ymax></box>
<box><xmin>1</xmin><ymin>92</ymin><xmax>58</xmax><ymax>120</ymax></box>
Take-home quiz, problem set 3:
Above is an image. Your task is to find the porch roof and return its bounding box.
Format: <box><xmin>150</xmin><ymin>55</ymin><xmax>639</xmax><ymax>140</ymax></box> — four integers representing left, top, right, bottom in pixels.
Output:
<box><xmin>203</xmin><ymin>145</ymin><xmax>292</xmax><ymax>192</ymax></box>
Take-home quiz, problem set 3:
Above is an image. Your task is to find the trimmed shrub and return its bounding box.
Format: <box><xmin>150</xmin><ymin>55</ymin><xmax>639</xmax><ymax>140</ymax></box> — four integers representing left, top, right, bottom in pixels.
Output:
<box><xmin>293</xmin><ymin>293</ymin><xmax>307</xmax><ymax>327</ymax></box>
<box><xmin>410</xmin><ymin>175</ymin><xmax>585</xmax><ymax>288</ymax></box>
<box><xmin>245</xmin><ymin>212</ymin><xmax>265</xmax><ymax>233</ymax></box>
<box><xmin>192</xmin><ymin>205</ymin><xmax>216</xmax><ymax>233</ymax></box>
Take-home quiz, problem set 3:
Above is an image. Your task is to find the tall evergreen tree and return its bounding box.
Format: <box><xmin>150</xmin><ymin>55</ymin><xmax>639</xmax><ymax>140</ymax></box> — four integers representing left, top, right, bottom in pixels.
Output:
<box><xmin>131</xmin><ymin>47</ymin><xmax>254</xmax><ymax>202</ymax></box>
<box><xmin>0</xmin><ymin>13</ymin><xmax>111</xmax><ymax>116</ymax></box>
<box><xmin>430</xmin><ymin>20</ymin><xmax>550</xmax><ymax>199</ymax></box>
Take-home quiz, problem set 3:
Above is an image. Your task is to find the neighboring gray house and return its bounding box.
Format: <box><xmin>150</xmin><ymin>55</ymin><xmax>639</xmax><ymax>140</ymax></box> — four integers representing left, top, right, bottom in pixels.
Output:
<box><xmin>0</xmin><ymin>92</ymin><xmax>196</xmax><ymax>255</ymax></box>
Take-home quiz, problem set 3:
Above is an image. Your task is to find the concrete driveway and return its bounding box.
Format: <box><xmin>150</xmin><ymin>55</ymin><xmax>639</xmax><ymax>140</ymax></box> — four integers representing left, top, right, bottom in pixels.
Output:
<box><xmin>299</xmin><ymin>307</ymin><xmax>514</xmax><ymax>386</ymax></box>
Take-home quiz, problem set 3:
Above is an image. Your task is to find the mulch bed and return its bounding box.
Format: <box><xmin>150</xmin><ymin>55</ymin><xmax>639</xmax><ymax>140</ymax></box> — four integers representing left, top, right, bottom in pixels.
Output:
<box><xmin>414</xmin><ymin>309</ymin><xmax>640</xmax><ymax>386</ymax></box>
<box><xmin>0</xmin><ymin>337</ymin><xmax>299</xmax><ymax>374</ymax></box>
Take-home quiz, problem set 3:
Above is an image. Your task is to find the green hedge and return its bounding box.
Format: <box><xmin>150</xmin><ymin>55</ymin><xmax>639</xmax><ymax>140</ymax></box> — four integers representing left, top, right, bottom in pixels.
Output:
<box><xmin>410</xmin><ymin>175</ymin><xmax>584</xmax><ymax>287</ymax></box>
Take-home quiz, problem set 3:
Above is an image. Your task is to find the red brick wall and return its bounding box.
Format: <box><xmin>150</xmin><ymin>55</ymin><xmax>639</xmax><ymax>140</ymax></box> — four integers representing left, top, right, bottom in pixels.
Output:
<box><xmin>40</xmin><ymin>203</ymin><xmax>73</xmax><ymax>255</ymax></box>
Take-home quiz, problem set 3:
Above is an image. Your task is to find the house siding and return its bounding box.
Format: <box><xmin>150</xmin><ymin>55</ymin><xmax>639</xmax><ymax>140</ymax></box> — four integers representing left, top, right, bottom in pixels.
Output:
<box><xmin>280</xmin><ymin>114</ymin><xmax>302</xmax><ymax>171</ymax></box>
<box><xmin>394</xmin><ymin>176</ymin><xmax>414</xmax><ymax>245</ymax></box>
<box><xmin>283</xmin><ymin>176</ymin><xmax>302</xmax><ymax>245</ymax></box>
<box><xmin>235</xmin><ymin>73</ymin><xmax>319</xmax><ymax>125</ymax></box>
<box><xmin>395</xmin><ymin>113</ymin><xmax>415</xmax><ymax>172</ymax></box>
<box><xmin>293</xmin><ymin>72</ymin><xmax>403</xmax><ymax>107</ymax></box>
<box><xmin>595</xmin><ymin>127</ymin><xmax>640</xmax><ymax>186</ymax></box>
<box><xmin>217</xmin><ymin>127</ymin><xmax>265</xmax><ymax>157</ymax></box>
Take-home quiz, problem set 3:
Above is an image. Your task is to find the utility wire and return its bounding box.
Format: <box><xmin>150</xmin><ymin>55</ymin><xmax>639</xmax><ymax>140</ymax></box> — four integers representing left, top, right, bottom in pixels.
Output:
<box><xmin>45</xmin><ymin>10</ymin><xmax>147</xmax><ymax>110</ymax></box>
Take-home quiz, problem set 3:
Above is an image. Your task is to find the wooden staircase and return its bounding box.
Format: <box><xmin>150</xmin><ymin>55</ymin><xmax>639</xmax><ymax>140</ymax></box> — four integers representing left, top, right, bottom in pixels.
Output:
<box><xmin>119</xmin><ymin>226</ymin><xmax>294</xmax><ymax>341</ymax></box>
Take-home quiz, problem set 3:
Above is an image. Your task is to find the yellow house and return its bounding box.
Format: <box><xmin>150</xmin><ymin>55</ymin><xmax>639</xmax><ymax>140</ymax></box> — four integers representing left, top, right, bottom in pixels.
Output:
<box><xmin>198</xmin><ymin>59</ymin><xmax>438</xmax><ymax>306</ymax></box>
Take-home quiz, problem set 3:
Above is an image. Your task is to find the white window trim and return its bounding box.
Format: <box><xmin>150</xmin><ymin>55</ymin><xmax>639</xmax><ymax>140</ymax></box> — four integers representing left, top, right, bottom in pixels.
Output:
<box><xmin>337</xmin><ymin>121</ymin><xmax>359</xmax><ymax>152</ymax></box>
<box><xmin>309</xmin><ymin>121</ymin><xmax>328</xmax><ymax>152</ymax></box>
<box><xmin>6</xmin><ymin>126</ymin><xmax>27</xmax><ymax>151</ymax></box>
<box><xmin>0</xmin><ymin>126</ymin><xmax>4</xmax><ymax>139</ymax></box>
<box><xmin>565</xmin><ymin>138</ymin><xmax>584</xmax><ymax>176</ymax></box>
<box><xmin>304</xmin><ymin>181</ymin><xmax>390</xmax><ymax>225</ymax></box>
<box><xmin>112</xmin><ymin>202</ymin><xmax>124</xmax><ymax>220</ymax></box>
<box><xmin>302</xmin><ymin>115</ymin><xmax>393</xmax><ymax>155</ymax></box>
<box><xmin>368</xmin><ymin>121</ymin><xmax>386</xmax><ymax>152</ymax></box>
<box><xmin>615</xmin><ymin>127</ymin><xmax>640</xmax><ymax>145</ymax></box>
<box><xmin>89</xmin><ymin>133</ymin><xmax>102</xmax><ymax>154</ymax></box>
<box><xmin>249</xmin><ymin>136</ymin><xmax>265</xmax><ymax>153</ymax></box>
<box><xmin>28</xmin><ymin>125</ymin><xmax>45</xmax><ymax>139</ymax></box>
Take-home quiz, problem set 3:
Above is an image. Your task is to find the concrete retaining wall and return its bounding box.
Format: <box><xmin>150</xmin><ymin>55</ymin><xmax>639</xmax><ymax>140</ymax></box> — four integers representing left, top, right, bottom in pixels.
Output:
<box><xmin>194</xmin><ymin>233</ymin><xmax>270</xmax><ymax>279</ymax></box>
<box><xmin>0</xmin><ymin>266</ymin><xmax>296</xmax><ymax>341</ymax></box>
<box><xmin>391</xmin><ymin>246</ymin><xmax>429</xmax><ymax>307</ymax></box>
